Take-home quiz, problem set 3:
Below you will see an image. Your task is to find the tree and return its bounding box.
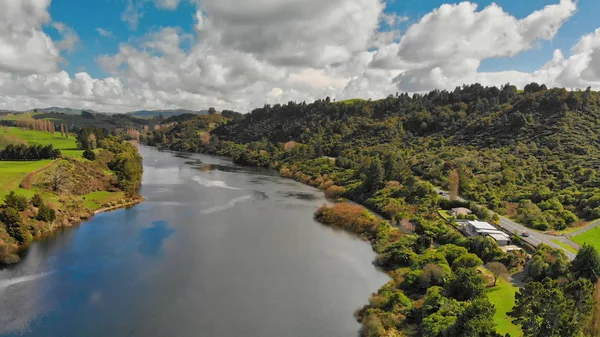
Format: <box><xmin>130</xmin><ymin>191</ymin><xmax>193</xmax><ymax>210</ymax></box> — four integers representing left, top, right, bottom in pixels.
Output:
<box><xmin>36</xmin><ymin>203</ymin><xmax>56</xmax><ymax>222</ymax></box>
<box><xmin>87</xmin><ymin>133</ymin><xmax>97</xmax><ymax>149</ymax></box>
<box><xmin>83</xmin><ymin>149</ymin><xmax>96</xmax><ymax>161</ymax></box>
<box><xmin>365</xmin><ymin>158</ymin><xmax>385</xmax><ymax>191</ymax></box>
<box><xmin>4</xmin><ymin>191</ymin><xmax>28</xmax><ymax>211</ymax></box>
<box><xmin>30</xmin><ymin>193</ymin><xmax>44</xmax><ymax>207</ymax></box>
<box><xmin>451</xmin><ymin>297</ymin><xmax>498</xmax><ymax>337</ymax></box>
<box><xmin>445</xmin><ymin>267</ymin><xmax>486</xmax><ymax>301</ymax></box>
<box><xmin>510</xmin><ymin>278</ymin><xmax>594</xmax><ymax>337</ymax></box>
<box><xmin>486</xmin><ymin>262</ymin><xmax>508</xmax><ymax>286</ymax></box>
<box><xmin>0</xmin><ymin>207</ymin><xmax>28</xmax><ymax>244</ymax></box>
<box><xmin>571</xmin><ymin>244</ymin><xmax>600</xmax><ymax>282</ymax></box>
<box><xmin>451</xmin><ymin>253</ymin><xmax>483</xmax><ymax>270</ymax></box>
<box><xmin>449</xmin><ymin>169</ymin><xmax>459</xmax><ymax>201</ymax></box>
<box><xmin>208</xmin><ymin>107</ymin><xmax>217</xmax><ymax>115</ymax></box>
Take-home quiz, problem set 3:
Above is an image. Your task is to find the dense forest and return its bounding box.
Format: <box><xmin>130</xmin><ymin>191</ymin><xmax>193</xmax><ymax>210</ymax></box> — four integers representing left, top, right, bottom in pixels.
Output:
<box><xmin>141</xmin><ymin>83</ymin><xmax>600</xmax><ymax>337</ymax></box>
<box><xmin>0</xmin><ymin>144</ymin><xmax>61</xmax><ymax>160</ymax></box>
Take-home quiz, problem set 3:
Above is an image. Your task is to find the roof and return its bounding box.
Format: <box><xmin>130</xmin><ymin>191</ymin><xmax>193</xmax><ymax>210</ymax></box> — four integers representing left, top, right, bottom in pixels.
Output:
<box><xmin>475</xmin><ymin>229</ymin><xmax>506</xmax><ymax>235</ymax></box>
<box><xmin>467</xmin><ymin>221</ymin><xmax>497</xmax><ymax>231</ymax></box>
<box><xmin>488</xmin><ymin>233</ymin><xmax>511</xmax><ymax>241</ymax></box>
<box><xmin>451</xmin><ymin>207</ymin><xmax>472</xmax><ymax>214</ymax></box>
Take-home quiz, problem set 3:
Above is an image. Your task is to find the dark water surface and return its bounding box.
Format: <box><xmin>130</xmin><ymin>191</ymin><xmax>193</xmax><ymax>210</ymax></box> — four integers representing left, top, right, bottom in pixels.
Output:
<box><xmin>0</xmin><ymin>146</ymin><xmax>389</xmax><ymax>337</ymax></box>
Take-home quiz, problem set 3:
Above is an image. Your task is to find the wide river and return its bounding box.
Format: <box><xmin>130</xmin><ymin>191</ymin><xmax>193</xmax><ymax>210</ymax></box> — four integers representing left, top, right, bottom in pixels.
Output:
<box><xmin>0</xmin><ymin>146</ymin><xmax>389</xmax><ymax>337</ymax></box>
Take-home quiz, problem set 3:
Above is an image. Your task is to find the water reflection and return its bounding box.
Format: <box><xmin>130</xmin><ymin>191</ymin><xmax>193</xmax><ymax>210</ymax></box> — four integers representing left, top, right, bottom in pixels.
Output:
<box><xmin>138</xmin><ymin>221</ymin><xmax>175</xmax><ymax>257</ymax></box>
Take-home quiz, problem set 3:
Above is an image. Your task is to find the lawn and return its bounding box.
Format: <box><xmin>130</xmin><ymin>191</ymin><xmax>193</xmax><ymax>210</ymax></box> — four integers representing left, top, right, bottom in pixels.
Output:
<box><xmin>552</xmin><ymin>239</ymin><xmax>579</xmax><ymax>254</ymax></box>
<box><xmin>438</xmin><ymin>210</ymin><xmax>451</xmax><ymax>221</ymax></box>
<box><xmin>83</xmin><ymin>191</ymin><xmax>125</xmax><ymax>210</ymax></box>
<box><xmin>2</xmin><ymin>127</ymin><xmax>83</xmax><ymax>157</ymax></box>
<box><xmin>334</xmin><ymin>98</ymin><xmax>367</xmax><ymax>105</ymax></box>
<box><xmin>486</xmin><ymin>278</ymin><xmax>522</xmax><ymax>337</ymax></box>
<box><xmin>572</xmin><ymin>227</ymin><xmax>600</xmax><ymax>252</ymax></box>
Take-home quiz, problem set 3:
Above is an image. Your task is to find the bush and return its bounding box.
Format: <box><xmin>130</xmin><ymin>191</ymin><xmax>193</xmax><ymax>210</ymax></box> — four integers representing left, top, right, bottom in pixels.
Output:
<box><xmin>4</xmin><ymin>191</ymin><xmax>28</xmax><ymax>211</ymax></box>
<box><xmin>30</xmin><ymin>193</ymin><xmax>44</xmax><ymax>207</ymax></box>
<box><xmin>36</xmin><ymin>203</ymin><xmax>56</xmax><ymax>222</ymax></box>
<box><xmin>83</xmin><ymin>149</ymin><xmax>96</xmax><ymax>161</ymax></box>
<box><xmin>324</xmin><ymin>185</ymin><xmax>346</xmax><ymax>199</ymax></box>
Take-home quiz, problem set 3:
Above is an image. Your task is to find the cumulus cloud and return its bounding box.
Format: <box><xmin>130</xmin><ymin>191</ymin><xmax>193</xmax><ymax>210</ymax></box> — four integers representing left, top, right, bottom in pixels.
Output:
<box><xmin>0</xmin><ymin>0</ymin><xmax>59</xmax><ymax>74</ymax></box>
<box><xmin>385</xmin><ymin>0</ymin><xmax>577</xmax><ymax>91</ymax></box>
<box><xmin>1</xmin><ymin>0</ymin><xmax>600</xmax><ymax>113</ymax></box>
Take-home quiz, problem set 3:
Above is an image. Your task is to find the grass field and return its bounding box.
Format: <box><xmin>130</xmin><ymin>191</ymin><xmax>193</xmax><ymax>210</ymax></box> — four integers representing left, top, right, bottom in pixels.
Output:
<box><xmin>0</xmin><ymin>128</ymin><xmax>83</xmax><ymax>196</ymax></box>
<box><xmin>0</xmin><ymin>160</ymin><xmax>54</xmax><ymax>198</ymax></box>
<box><xmin>552</xmin><ymin>239</ymin><xmax>579</xmax><ymax>253</ymax></box>
<box><xmin>83</xmin><ymin>191</ymin><xmax>125</xmax><ymax>210</ymax></box>
<box><xmin>487</xmin><ymin>278</ymin><xmax>522</xmax><ymax>337</ymax></box>
<box><xmin>438</xmin><ymin>210</ymin><xmax>451</xmax><ymax>221</ymax></box>
<box><xmin>0</xmin><ymin>112</ymin><xmax>39</xmax><ymax>121</ymax></box>
<box><xmin>335</xmin><ymin>98</ymin><xmax>368</xmax><ymax>105</ymax></box>
<box><xmin>572</xmin><ymin>227</ymin><xmax>600</xmax><ymax>252</ymax></box>
<box><xmin>1</xmin><ymin>127</ymin><xmax>83</xmax><ymax>157</ymax></box>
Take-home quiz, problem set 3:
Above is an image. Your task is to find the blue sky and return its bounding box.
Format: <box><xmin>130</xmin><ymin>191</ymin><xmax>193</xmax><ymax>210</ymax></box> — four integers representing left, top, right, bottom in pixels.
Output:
<box><xmin>1</xmin><ymin>0</ymin><xmax>599</xmax><ymax>112</ymax></box>
<box><xmin>44</xmin><ymin>0</ymin><xmax>600</xmax><ymax>78</ymax></box>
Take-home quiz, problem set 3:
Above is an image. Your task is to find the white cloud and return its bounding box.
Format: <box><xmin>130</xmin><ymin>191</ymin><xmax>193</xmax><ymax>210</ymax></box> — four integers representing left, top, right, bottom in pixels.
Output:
<box><xmin>385</xmin><ymin>0</ymin><xmax>577</xmax><ymax>91</ymax></box>
<box><xmin>53</xmin><ymin>22</ymin><xmax>80</xmax><ymax>51</ymax></box>
<box><xmin>0</xmin><ymin>0</ymin><xmax>59</xmax><ymax>74</ymax></box>
<box><xmin>121</xmin><ymin>0</ymin><xmax>143</xmax><ymax>29</ymax></box>
<box><xmin>1</xmin><ymin>0</ymin><xmax>600</xmax><ymax>114</ymax></box>
<box><xmin>96</xmin><ymin>28</ymin><xmax>113</xmax><ymax>37</ymax></box>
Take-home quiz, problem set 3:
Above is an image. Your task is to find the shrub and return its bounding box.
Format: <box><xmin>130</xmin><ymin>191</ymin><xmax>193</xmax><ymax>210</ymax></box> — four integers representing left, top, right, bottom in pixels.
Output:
<box><xmin>83</xmin><ymin>149</ymin><xmax>96</xmax><ymax>161</ymax></box>
<box><xmin>36</xmin><ymin>204</ymin><xmax>56</xmax><ymax>222</ymax></box>
<box><xmin>30</xmin><ymin>193</ymin><xmax>44</xmax><ymax>207</ymax></box>
<box><xmin>4</xmin><ymin>191</ymin><xmax>28</xmax><ymax>211</ymax></box>
<box><xmin>324</xmin><ymin>185</ymin><xmax>346</xmax><ymax>199</ymax></box>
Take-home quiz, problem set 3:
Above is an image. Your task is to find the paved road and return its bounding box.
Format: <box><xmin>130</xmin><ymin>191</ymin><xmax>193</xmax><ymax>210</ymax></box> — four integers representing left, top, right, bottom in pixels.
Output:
<box><xmin>435</xmin><ymin>188</ymin><xmax>577</xmax><ymax>260</ymax></box>
<box><xmin>568</xmin><ymin>218</ymin><xmax>600</xmax><ymax>238</ymax></box>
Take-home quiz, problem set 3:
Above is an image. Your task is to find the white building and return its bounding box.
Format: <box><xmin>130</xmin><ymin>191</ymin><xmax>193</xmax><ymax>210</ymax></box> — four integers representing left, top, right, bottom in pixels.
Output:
<box><xmin>464</xmin><ymin>221</ymin><xmax>511</xmax><ymax>246</ymax></box>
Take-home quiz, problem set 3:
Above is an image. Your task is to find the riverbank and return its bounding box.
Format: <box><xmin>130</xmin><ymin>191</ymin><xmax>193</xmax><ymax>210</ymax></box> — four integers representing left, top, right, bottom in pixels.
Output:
<box><xmin>1</xmin><ymin>195</ymin><xmax>144</xmax><ymax>266</ymax></box>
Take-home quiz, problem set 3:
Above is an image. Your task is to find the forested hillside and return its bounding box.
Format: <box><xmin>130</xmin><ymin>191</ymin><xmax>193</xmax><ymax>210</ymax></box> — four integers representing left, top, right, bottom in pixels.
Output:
<box><xmin>142</xmin><ymin>83</ymin><xmax>600</xmax><ymax>337</ymax></box>
<box><xmin>207</xmin><ymin>84</ymin><xmax>599</xmax><ymax>231</ymax></box>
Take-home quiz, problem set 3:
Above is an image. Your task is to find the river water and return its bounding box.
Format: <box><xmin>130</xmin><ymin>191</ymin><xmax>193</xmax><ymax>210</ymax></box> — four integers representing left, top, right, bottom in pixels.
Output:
<box><xmin>0</xmin><ymin>146</ymin><xmax>389</xmax><ymax>337</ymax></box>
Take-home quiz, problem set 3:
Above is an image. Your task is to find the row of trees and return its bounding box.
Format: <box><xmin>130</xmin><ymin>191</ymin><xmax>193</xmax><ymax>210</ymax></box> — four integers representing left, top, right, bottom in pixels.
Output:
<box><xmin>0</xmin><ymin>144</ymin><xmax>61</xmax><ymax>160</ymax></box>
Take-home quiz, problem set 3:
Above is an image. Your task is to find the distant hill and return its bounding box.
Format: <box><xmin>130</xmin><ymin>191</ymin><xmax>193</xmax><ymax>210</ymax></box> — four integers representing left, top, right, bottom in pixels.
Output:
<box><xmin>31</xmin><ymin>107</ymin><xmax>97</xmax><ymax>115</ymax></box>
<box><xmin>4</xmin><ymin>107</ymin><xmax>208</xmax><ymax>118</ymax></box>
<box><xmin>126</xmin><ymin>109</ymin><xmax>208</xmax><ymax>118</ymax></box>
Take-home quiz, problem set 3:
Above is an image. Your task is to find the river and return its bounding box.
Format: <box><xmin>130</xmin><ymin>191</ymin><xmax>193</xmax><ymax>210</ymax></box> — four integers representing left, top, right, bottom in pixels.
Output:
<box><xmin>0</xmin><ymin>146</ymin><xmax>389</xmax><ymax>337</ymax></box>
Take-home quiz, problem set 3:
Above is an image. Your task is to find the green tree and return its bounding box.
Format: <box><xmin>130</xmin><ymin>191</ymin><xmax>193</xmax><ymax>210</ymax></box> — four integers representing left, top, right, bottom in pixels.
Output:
<box><xmin>30</xmin><ymin>193</ymin><xmax>44</xmax><ymax>208</ymax></box>
<box><xmin>445</xmin><ymin>267</ymin><xmax>486</xmax><ymax>301</ymax></box>
<box><xmin>36</xmin><ymin>203</ymin><xmax>56</xmax><ymax>222</ymax></box>
<box><xmin>0</xmin><ymin>207</ymin><xmax>29</xmax><ymax>244</ymax></box>
<box><xmin>4</xmin><ymin>191</ymin><xmax>28</xmax><ymax>211</ymax></box>
<box><xmin>510</xmin><ymin>278</ymin><xmax>593</xmax><ymax>337</ymax></box>
<box><xmin>570</xmin><ymin>244</ymin><xmax>600</xmax><ymax>282</ymax></box>
<box><xmin>83</xmin><ymin>149</ymin><xmax>96</xmax><ymax>161</ymax></box>
<box><xmin>451</xmin><ymin>297</ymin><xmax>498</xmax><ymax>337</ymax></box>
<box><xmin>451</xmin><ymin>253</ymin><xmax>483</xmax><ymax>270</ymax></box>
<box><xmin>208</xmin><ymin>107</ymin><xmax>217</xmax><ymax>115</ymax></box>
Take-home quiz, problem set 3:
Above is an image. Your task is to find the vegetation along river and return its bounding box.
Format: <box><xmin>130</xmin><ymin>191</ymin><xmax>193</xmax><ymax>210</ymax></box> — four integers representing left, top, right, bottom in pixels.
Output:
<box><xmin>0</xmin><ymin>145</ymin><xmax>389</xmax><ymax>337</ymax></box>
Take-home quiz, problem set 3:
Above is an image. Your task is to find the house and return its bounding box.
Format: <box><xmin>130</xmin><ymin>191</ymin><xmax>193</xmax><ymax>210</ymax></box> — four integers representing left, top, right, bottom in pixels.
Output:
<box><xmin>463</xmin><ymin>220</ymin><xmax>512</xmax><ymax>246</ymax></box>
<box><xmin>450</xmin><ymin>207</ymin><xmax>472</xmax><ymax>216</ymax></box>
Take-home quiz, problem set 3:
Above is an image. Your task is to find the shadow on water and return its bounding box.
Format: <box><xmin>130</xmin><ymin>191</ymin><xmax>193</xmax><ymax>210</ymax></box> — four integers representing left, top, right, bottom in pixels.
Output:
<box><xmin>138</xmin><ymin>221</ymin><xmax>175</xmax><ymax>257</ymax></box>
<box><xmin>185</xmin><ymin>161</ymin><xmax>247</xmax><ymax>173</ymax></box>
<box><xmin>280</xmin><ymin>191</ymin><xmax>320</xmax><ymax>201</ymax></box>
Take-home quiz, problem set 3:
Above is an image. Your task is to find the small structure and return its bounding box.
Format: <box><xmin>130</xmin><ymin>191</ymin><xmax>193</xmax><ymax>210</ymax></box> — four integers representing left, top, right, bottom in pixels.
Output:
<box><xmin>463</xmin><ymin>220</ymin><xmax>512</xmax><ymax>246</ymax></box>
<box><xmin>451</xmin><ymin>207</ymin><xmax>472</xmax><ymax>216</ymax></box>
